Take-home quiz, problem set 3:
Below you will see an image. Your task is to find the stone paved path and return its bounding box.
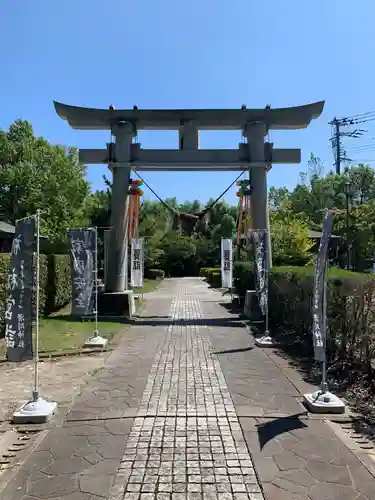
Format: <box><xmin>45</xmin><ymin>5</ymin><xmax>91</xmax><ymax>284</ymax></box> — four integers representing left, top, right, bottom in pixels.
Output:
<box><xmin>1</xmin><ymin>278</ymin><xmax>375</xmax><ymax>500</ymax></box>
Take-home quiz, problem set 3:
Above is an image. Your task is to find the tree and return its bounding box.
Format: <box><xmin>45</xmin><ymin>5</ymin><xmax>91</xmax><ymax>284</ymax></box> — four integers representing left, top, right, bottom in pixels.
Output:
<box><xmin>0</xmin><ymin>120</ymin><xmax>89</xmax><ymax>242</ymax></box>
<box><xmin>269</xmin><ymin>186</ymin><xmax>290</xmax><ymax>211</ymax></box>
<box><xmin>270</xmin><ymin>203</ymin><xmax>314</xmax><ymax>266</ymax></box>
<box><xmin>159</xmin><ymin>232</ymin><xmax>197</xmax><ymax>277</ymax></box>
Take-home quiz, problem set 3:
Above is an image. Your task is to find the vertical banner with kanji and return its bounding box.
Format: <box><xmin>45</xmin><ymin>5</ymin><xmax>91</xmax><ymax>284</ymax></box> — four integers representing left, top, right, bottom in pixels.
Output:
<box><xmin>221</xmin><ymin>239</ymin><xmax>233</xmax><ymax>289</ymax></box>
<box><xmin>251</xmin><ymin>230</ymin><xmax>268</xmax><ymax>316</ymax></box>
<box><xmin>68</xmin><ymin>229</ymin><xmax>95</xmax><ymax>317</ymax></box>
<box><xmin>131</xmin><ymin>238</ymin><xmax>144</xmax><ymax>288</ymax></box>
<box><xmin>6</xmin><ymin>219</ymin><xmax>35</xmax><ymax>362</ymax></box>
<box><xmin>312</xmin><ymin>211</ymin><xmax>333</xmax><ymax>363</ymax></box>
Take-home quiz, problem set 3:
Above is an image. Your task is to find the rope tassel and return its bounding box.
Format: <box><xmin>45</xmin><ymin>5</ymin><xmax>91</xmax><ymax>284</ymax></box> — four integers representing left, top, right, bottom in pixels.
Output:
<box><xmin>128</xmin><ymin>179</ymin><xmax>144</xmax><ymax>242</ymax></box>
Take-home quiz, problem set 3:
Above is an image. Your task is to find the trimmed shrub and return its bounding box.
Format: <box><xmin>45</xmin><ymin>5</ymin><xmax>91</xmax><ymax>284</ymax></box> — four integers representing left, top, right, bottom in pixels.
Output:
<box><xmin>199</xmin><ymin>267</ymin><xmax>219</xmax><ymax>279</ymax></box>
<box><xmin>268</xmin><ymin>266</ymin><xmax>375</xmax><ymax>370</ymax></box>
<box><xmin>233</xmin><ymin>261</ymin><xmax>255</xmax><ymax>299</ymax></box>
<box><xmin>206</xmin><ymin>268</ymin><xmax>219</xmax><ymax>285</ymax></box>
<box><xmin>37</xmin><ymin>254</ymin><xmax>48</xmax><ymax>317</ymax></box>
<box><xmin>205</xmin><ymin>270</ymin><xmax>221</xmax><ymax>288</ymax></box>
<box><xmin>147</xmin><ymin>269</ymin><xmax>165</xmax><ymax>280</ymax></box>
<box><xmin>201</xmin><ymin>267</ymin><xmax>219</xmax><ymax>280</ymax></box>
<box><xmin>45</xmin><ymin>255</ymin><xmax>71</xmax><ymax>314</ymax></box>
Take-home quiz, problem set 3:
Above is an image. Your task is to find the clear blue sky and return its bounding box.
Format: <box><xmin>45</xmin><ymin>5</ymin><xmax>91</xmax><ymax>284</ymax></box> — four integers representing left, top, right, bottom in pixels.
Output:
<box><xmin>1</xmin><ymin>0</ymin><xmax>375</xmax><ymax>206</ymax></box>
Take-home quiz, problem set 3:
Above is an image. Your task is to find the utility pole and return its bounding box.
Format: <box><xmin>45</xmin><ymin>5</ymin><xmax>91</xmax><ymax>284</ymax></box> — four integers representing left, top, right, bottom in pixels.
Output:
<box><xmin>334</xmin><ymin>119</ymin><xmax>341</xmax><ymax>174</ymax></box>
<box><xmin>330</xmin><ymin>117</ymin><xmax>348</xmax><ymax>174</ymax></box>
<box><xmin>329</xmin><ymin>116</ymin><xmax>365</xmax><ymax>173</ymax></box>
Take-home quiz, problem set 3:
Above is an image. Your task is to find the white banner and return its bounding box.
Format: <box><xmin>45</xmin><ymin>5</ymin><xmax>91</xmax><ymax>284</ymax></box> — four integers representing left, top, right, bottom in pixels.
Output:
<box><xmin>131</xmin><ymin>238</ymin><xmax>144</xmax><ymax>288</ymax></box>
<box><xmin>221</xmin><ymin>238</ymin><xmax>233</xmax><ymax>289</ymax></box>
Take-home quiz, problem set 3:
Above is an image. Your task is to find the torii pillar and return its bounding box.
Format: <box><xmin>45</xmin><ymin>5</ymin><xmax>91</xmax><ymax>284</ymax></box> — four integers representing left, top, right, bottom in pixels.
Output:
<box><xmin>244</xmin><ymin>122</ymin><xmax>272</xmax><ymax>268</ymax></box>
<box><xmin>106</xmin><ymin>122</ymin><xmax>134</xmax><ymax>292</ymax></box>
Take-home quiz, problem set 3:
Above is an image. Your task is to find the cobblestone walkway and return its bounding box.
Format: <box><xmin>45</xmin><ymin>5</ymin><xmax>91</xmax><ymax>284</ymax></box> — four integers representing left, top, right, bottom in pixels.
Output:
<box><xmin>1</xmin><ymin>278</ymin><xmax>375</xmax><ymax>500</ymax></box>
<box><xmin>109</xmin><ymin>286</ymin><xmax>263</xmax><ymax>499</ymax></box>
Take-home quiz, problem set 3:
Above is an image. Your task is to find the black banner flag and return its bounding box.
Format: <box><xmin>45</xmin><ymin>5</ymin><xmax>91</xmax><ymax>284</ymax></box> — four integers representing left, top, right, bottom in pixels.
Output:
<box><xmin>68</xmin><ymin>229</ymin><xmax>95</xmax><ymax>317</ymax></box>
<box><xmin>6</xmin><ymin>219</ymin><xmax>35</xmax><ymax>362</ymax></box>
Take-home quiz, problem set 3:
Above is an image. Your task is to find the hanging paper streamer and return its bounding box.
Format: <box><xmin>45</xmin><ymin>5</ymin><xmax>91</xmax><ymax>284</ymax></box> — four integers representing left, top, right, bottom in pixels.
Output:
<box><xmin>236</xmin><ymin>179</ymin><xmax>252</xmax><ymax>245</ymax></box>
<box><xmin>128</xmin><ymin>179</ymin><xmax>143</xmax><ymax>242</ymax></box>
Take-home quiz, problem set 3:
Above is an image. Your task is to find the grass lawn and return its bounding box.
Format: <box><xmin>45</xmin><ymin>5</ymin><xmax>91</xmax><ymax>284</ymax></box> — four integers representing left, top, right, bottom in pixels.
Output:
<box><xmin>0</xmin><ymin>317</ymin><xmax>123</xmax><ymax>360</ymax></box>
<box><xmin>133</xmin><ymin>278</ymin><xmax>161</xmax><ymax>294</ymax></box>
<box><xmin>0</xmin><ymin>278</ymin><xmax>162</xmax><ymax>360</ymax></box>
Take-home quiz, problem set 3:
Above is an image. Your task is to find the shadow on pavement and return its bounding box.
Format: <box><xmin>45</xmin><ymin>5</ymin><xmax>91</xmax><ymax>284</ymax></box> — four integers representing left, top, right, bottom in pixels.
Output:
<box><xmin>213</xmin><ymin>347</ymin><xmax>254</xmax><ymax>355</ymax></box>
<box><xmin>133</xmin><ymin>318</ymin><xmax>245</xmax><ymax>328</ymax></box>
<box><xmin>46</xmin><ymin>315</ymin><xmax>131</xmax><ymax>324</ymax></box>
<box><xmin>256</xmin><ymin>413</ymin><xmax>308</xmax><ymax>449</ymax></box>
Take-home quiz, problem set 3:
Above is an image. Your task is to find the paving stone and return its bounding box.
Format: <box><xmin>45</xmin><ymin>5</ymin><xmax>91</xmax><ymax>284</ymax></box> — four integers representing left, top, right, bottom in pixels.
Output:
<box><xmin>272</xmin><ymin>449</ymin><xmax>306</xmax><ymax>471</ymax></box>
<box><xmin>309</xmin><ymin>483</ymin><xmax>361</xmax><ymax>500</ymax></box>
<box><xmin>105</xmin><ymin>287</ymin><xmax>264</xmax><ymax>499</ymax></box>
<box><xmin>79</xmin><ymin>474</ymin><xmax>114</xmax><ymax>496</ymax></box>
<box><xmin>42</xmin><ymin>456</ymin><xmax>91</xmax><ymax>476</ymax></box>
<box><xmin>27</xmin><ymin>475</ymin><xmax>78</xmax><ymax>498</ymax></box>
<box><xmin>2</xmin><ymin>279</ymin><xmax>375</xmax><ymax>500</ymax></box>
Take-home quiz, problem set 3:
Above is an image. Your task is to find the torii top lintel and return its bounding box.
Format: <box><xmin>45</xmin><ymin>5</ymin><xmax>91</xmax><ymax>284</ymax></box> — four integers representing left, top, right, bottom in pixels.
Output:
<box><xmin>53</xmin><ymin>101</ymin><xmax>324</xmax><ymax>131</ymax></box>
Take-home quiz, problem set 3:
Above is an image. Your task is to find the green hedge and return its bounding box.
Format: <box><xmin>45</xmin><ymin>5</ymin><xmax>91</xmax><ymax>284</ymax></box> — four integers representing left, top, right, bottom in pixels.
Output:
<box><xmin>201</xmin><ymin>268</ymin><xmax>221</xmax><ymax>287</ymax></box>
<box><xmin>0</xmin><ymin>253</ymin><xmax>71</xmax><ymax>338</ymax></box>
<box><xmin>268</xmin><ymin>266</ymin><xmax>375</xmax><ymax>370</ymax></box>
<box><xmin>200</xmin><ymin>267</ymin><xmax>219</xmax><ymax>278</ymax></box>
<box><xmin>147</xmin><ymin>269</ymin><xmax>165</xmax><ymax>280</ymax></box>
<box><xmin>208</xmin><ymin>270</ymin><xmax>221</xmax><ymax>288</ymax></box>
<box><xmin>232</xmin><ymin>261</ymin><xmax>375</xmax><ymax>371</ymax></box>
<box><xmin>233</xmin><ymin>261</ymin><xmax>255</xmax><ymax>299</ymax></box>
<box><xmin>202</xmin><ymin>263</ymin><xmax>255</xmax><ymax>290</ymax></box>
<box><xmin>45</xmin><ymin>255</ymin><xmax>71</xmax><ymax>314</ymax></box>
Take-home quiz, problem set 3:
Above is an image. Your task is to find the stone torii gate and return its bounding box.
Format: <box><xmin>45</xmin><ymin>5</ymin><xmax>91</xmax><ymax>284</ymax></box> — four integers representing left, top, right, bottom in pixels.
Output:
<box><xmin>54</xmin><ymin>101</ymin><xmax>324</xmax><ymax>298</ymax></box>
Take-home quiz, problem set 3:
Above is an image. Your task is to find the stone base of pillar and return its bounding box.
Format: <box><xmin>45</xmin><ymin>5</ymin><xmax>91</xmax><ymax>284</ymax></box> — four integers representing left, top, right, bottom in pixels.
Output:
<box><xmin>98</xmin><ymin>291</ymin><xmax>136</xmax><ymax>319</ymax></box>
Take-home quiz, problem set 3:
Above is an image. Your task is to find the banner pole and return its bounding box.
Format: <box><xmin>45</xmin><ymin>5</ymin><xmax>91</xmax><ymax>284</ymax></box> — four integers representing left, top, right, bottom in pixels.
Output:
<box><xmin>32</xmin><ymin>209</ymin><xmax>40</xmax><ymax>402</ymax></box>
<box><xmin>83</xmin><ymin>226</ymin><xmax>108</xmax><ymax>348</ymax></box>
<box><xmin>303</xmin><ymin>209</ymin><xmax>345</xmax><ymax>413</ymax></box>
<box><xmin>264</xmin><ymin>229</ymin><xmax>269</xmax><ymax>336</ymax></box>
<box><xmin>94</xmin><ymin>226</ymin><xmax>99</xmax><ymax>336</ymax></box>
<box><xmin>254</xmin><ymin>228</ymin><xmax>275</xmax><ymax>348</ymax></box>
<box><xmin>12</xmin><ymin>210</ymin><xmax>57</xmax><ymax>423</ymax></box>
<box><xmin>321</xmin><ymin>257</ymin><xmax>328</xmax><ymax>394</ymax></box>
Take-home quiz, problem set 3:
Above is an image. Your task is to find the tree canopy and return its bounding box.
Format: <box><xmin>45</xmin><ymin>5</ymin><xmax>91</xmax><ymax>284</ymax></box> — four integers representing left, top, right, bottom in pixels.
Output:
<box><xmin>2</xmin><ymin>119</ymin><xmax>375</xmax><ymax>274</ymax></box>
<box><xmin>0</xmin><ymin>120</ymin><xmax>89</xmax><ymax>242</ymax></box>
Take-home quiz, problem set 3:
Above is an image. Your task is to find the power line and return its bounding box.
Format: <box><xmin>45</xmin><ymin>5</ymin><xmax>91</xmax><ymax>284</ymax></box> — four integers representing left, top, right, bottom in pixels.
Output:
<box><xmin>339</xmin><ymin>111</ymin><xmax>375</xmax><ymax>122</ymax></box>
<box><xmin>328</xmin><ymin>112</ymin><xmax>375</xmax><ymax>173</ymax></box>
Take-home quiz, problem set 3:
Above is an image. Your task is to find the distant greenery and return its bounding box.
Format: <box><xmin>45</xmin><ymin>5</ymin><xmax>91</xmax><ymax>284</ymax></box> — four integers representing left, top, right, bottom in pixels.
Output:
<box><xmin>1</xmin><ymin>120</ymin><xmax>375</xmax><ymax>275</ymax></box>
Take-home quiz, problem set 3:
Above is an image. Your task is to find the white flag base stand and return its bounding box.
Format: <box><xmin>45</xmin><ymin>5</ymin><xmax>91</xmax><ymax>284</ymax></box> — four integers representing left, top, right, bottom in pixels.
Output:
<box><xmin>303</xmin><ymin>390</ymin><xmax>345</xmax><ymax>414</ymax></box>
<box><xmin>255</xmin><ymin>335</ymin><xmax>277</xmax><ymax>348</ymax></box>
<box><xmin>12</xmin><ymin>395</ymin><xmax>57</xmax><ymax>424</ymax></box>
<box><xmin>84</xmin><ymin>333</ymin><xmax>108</xmax><ymax>348</ymax></box>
